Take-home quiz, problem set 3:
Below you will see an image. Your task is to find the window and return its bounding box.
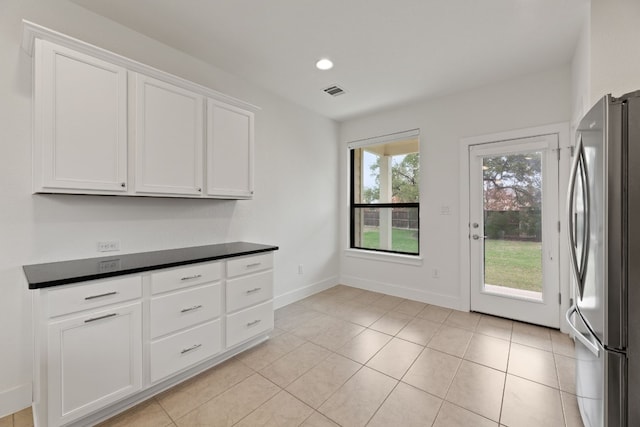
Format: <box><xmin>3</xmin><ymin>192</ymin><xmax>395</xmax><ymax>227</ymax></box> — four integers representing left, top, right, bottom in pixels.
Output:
<box><xmin>349</xmin><ymin>130</ymin><xmax>420</xmax><ymax>255</ymax></box>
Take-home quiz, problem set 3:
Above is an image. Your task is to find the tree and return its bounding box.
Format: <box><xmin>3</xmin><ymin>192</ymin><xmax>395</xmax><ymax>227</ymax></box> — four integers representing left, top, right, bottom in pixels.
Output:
<box><xmin>363</xmin><ymin>153</ymin><xmax>419</xmax><ymax>203</ymax></box>
<box><xmin>483</xmin><ymin>154</ymin><xmax>542</xmax><ymax>240</ymax></box>
<box><xmin>483</xmin><ymin>154</ymin><xmax>541</xmax><ymax>210</ymax></box>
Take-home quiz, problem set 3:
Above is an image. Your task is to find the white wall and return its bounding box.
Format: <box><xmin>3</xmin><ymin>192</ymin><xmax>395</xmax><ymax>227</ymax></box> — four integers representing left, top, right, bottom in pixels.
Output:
<box><xmin>0</xmin><ymin>0</ymin><xmax>339</xmax><ymax>416</ymax></box>
<box><xmin>590</xmin><ymin>0</ymin><xmax>640</xmax><ymax>103</ymax></box>
<box><xmin>571</xmin><ymin>6</ymin><xmax>591</xmax><ymax>130</ymax></box>
<box><xmin>339</xmin><ymin>67</ymin><xmax>572</xmax><ymax>310</ymax></box>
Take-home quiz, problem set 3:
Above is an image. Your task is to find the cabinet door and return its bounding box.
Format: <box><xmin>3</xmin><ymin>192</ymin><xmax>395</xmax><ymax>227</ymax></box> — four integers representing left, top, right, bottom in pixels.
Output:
<box><xmin>207</xmin><ymin>99</ymin><xmax>254</xmax><ymax>198</ymax></box>
<box><xmin>34</xmin><ymin>40</ymin><xmax>128</xmax><ymax>193</ymax></box>
<box><xmin>47</xmin><ymin>302</ymin><xmax>142</xmax><ymax>426</ymax></box>
<box><xmin>134</xmin><ymin>74</ymin><xmax>204</xmax><ymax>195</ymax></box>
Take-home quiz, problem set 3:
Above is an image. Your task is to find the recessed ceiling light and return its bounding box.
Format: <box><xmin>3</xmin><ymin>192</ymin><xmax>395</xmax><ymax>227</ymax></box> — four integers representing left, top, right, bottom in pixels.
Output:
<box><xmin>316</xmin><ymin>58</ymin><xmax>334</xmax><ymax>71</ymax></box>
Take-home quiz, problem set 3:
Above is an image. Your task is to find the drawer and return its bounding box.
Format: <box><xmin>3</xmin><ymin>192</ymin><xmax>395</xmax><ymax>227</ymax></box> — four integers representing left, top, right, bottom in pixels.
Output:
<box><xmin>150</xmin><ymin>283</ymin><xmax>221</xmax><ymax>338</ymax></box>
<box><xmin>47</xmin><ymin>275</ymin><xmax>142</xmax><ymax>318</ymax></box>
<box><xmin>227</xmin><ymin>253</ymin><xmax>273</xmax><ymax>278</ymax></box>
<box><xmin>226</xmin><ymin>300</ymin><xmax>273</xmax><ymax>348</ymax></box>
<box><xmin>150</xmin><ymin>319</ymin><xmax>221</xmax><ymax>383</ymax></box>
<box><xmin>151</xmin><ymin>262</ymin><xmax>221</xmax><ymax>295</ymax></box>
<box><xmin>227</xmin><ymin>270</ymin><xmax>273</xmax><ymax>313</ymax></box>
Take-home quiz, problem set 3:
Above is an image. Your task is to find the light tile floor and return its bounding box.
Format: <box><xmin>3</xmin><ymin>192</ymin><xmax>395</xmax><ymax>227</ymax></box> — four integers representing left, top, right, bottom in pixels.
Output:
<box><xmin>3</xmin><ymin>285</ymin><xmax>585</xmax><ymax>427</ymax></box>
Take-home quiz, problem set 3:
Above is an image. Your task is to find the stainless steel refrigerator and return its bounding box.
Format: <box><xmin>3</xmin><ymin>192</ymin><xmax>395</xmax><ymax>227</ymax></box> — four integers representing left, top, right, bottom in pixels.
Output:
<box><xmin>567</xmin><ymin>90</ymin><xmax>640</xmax><ymax>427</ymax></box>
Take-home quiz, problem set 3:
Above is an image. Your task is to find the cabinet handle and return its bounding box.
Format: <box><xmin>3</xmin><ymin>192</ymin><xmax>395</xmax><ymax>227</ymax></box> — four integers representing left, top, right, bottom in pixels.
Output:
<box><xmin>246</xmin><ymin>287</ymin><xmax>262</xmax><ymax>294</ymax></box>
<box><xmin>85</xmin><ymin>291</ymin><xmax>118</xmax><ymax>300</ymax></box>
<box><xmin>246</xmin><ymin>263</ymin><xmax>261</xmax><ymax>268</ymax></box>
<box><xmin>84</xmin><ymin>313</ymin><xmax>117</xmax><ymax>323</ymax></box>
<box><xmin>247</xmin><ymin>319</ymin><xmax>261</xmax><ymax>327</ymax></box>
<box><xmin>181</xmin><ymin>343</ymin><xmax>202</xmax><ymax>355</ymax></box>
<box><xmin>180</xmin><ymin>304</ymin><xmax>203</xmax><ymax>313</ymax></box>
<box><xmin>180</xmin><ymin>274</ymin><xmax>202</xmax><ymax>281</ymax></box>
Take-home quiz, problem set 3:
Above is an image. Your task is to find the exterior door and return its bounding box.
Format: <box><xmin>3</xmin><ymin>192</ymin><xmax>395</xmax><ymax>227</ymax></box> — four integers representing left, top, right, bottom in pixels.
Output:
<box><xmin>469</xmin><ymin>134</ymin><xmax>560</xmax><ymax>327</ymax></box>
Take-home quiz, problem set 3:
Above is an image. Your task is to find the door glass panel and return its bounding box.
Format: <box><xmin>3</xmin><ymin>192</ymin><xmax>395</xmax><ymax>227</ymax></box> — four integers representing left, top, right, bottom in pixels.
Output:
<box><xmin>482</xmin><ymin>151</ymin><xmax>543</xmax><ymax>300</ymax></box>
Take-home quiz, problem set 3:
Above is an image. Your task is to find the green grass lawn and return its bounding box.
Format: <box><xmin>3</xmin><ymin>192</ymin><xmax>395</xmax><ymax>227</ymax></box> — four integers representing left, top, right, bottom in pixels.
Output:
<box><xmin>359</xmin><ymin>232</ymin><xmax>540</xmax><ymax>292</ymax></box>
<box><xmin>484</xmin><ymin>239</ymin><xmax>542</xmax><ymax>292</ymax></box>
<box><xmin>361</xmin><ymin>228</ymin><xmax>419</xmax><ymax>253</ymax></box>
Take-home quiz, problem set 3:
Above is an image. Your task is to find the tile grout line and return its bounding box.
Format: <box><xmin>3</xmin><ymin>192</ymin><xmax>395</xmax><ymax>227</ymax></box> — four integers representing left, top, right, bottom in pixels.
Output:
<box><xmin>104</xmin><ymin>287</ymin><xmax>575</xmax><ymax>426</ymax></box>
<box><xmin>362</xmin><ymin>378</ymin><xmax>400</xmax><ymax>426</ymax></box>
<box><xmin>227</xmin><ymin>376</ymin><xmax>286</xmax><ymax>427</ymax></box>
<box><xmin>553</xmin><ymin>352</ymin><xmax>571</xmax><ymax>427</ymax></box>
<box><xmin>498</xmin><ymin>337</ymin><xmax>513</xmax><ymax>426</ymax></box>
<box><xmin>159</xmin><ymin>361</ymin><xmax>258</xmax><ymax>425</ymax></box>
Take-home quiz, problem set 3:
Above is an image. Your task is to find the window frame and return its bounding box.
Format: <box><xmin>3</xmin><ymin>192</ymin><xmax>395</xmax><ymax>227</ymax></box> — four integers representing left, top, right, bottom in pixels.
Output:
<box><xmin>348</xmin><ymin>129</ymin><xmax>420</xmax><ymax>256</ymax></box>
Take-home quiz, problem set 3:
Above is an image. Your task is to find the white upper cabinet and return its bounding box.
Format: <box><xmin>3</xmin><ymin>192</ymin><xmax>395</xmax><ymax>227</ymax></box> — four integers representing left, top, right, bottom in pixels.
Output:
<box><xmin>34</xmin><ymin>39</ymin><xmax>128</xmax><ymax>193</ymax></box>
<box><xmin>24</xmin><ymin>21</ymin><xmax>258</xmax><ymax>199</ymax></box>
<box><xmin>133</xmin><ymin>74</ymin><xmax>204</xmax><ymax>196</ymax></box>
<box><xmin>207</xmin><ymin>99</ymin><xmax>254</xmax><ymax>199</ymax></box>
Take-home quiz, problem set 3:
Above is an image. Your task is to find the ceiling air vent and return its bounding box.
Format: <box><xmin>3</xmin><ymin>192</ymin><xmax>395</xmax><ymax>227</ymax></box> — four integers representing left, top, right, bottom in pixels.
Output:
<box><xmin>323</xmin><ymin>85</ymin><xmax>346</xmax><ymax>97</ymax></box>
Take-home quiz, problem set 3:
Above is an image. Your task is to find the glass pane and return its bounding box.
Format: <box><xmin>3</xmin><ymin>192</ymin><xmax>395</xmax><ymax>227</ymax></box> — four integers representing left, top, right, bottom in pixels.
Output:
<box><xmin>482</xmin><ymin>152</ymin><xmax>543</xmax><ymax>300</ymax></box>
<box><xmin>353</xmin><ymin>207</ymin><xmax>419</xmax><ymax>254</ymax></box>
<box><xmin>354</xmin><ymin>140</ymin><xmax>420</xmax><ymax>204</ymax></box>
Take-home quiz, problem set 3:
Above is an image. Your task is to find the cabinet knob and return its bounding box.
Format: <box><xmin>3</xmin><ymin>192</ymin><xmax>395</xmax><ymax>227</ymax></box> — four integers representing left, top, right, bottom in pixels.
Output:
<box><xmin>121</xmin><ymin>182</ymin><xmax>126</xmax><ymax>188</ymax></box>
<box><xmin>197</xmin><ymin>188</ymin><xmax>202</xmax><ymax>192</ymax></box>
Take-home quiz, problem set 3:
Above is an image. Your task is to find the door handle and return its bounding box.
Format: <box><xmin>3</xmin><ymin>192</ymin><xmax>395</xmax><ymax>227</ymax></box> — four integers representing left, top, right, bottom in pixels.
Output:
<box><xmin>472</xmin><ymin>234</ymin><xmax>485</xmax><ymax>240</ymax></box>
<box><xmin>565</xmin><ymin>306</ymin><xmax>599</xmax><ymax>357</ymax></box>
<box><xmin>567</xmin><ymin>137</ymin><xmax>590</xmax><ymax>299</ymax></box>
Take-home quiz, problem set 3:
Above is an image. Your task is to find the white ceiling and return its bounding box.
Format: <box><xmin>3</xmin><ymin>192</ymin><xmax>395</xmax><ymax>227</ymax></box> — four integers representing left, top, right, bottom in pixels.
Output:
<box><xmin>71</xmin><ymin>0</ymin><xmax>588</xmax><ymax>121</ymax></box>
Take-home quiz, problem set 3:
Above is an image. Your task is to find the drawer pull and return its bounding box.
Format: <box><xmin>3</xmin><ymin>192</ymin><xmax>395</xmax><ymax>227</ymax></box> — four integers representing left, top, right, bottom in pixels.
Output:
<box><xmin>246</xmin><ymin>287</ymin><xmax>262</xmax><ymax>294</ymax></box>
<box><xmin>84</xmin><ymin>313</ymin><xmax>117</xmax><ymax>323</ymax></box>
<box><xmin>247</xmin><ymin>319</ymin><xmax>262</xmax><ymax>327</ymax></box>
<box><xmin>181</xmin><ymin>343</ymin><xmax>202</xmax><ymax>355</ymax></box>
<box><xmin>84</xmin><ymin>291</ymin><xmax>118</xmax><ymax>300</ymax></box>
<box><xmin>180</xmin><ymin>304</ymin><xmax>203</xmax><ymax>313</ymax></box>
<box><xmin>180</xmin><ymin>274</ymin><xmax>202</xmax><ymax>281</ymax></box>
<box><xmin>246</xmin><ymin>263</ymin><xmax>261</xmax><ymax>268</ymax></box>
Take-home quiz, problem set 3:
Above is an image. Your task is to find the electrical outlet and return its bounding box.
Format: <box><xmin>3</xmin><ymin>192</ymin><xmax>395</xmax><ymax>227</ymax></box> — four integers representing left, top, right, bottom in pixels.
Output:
<box><xmin>298</xmin><ymin>264</ymin><xmax>304</xmax><ymax>275</ymax></box>
<box><xmin>97</xmin><ymin>241</ymin><xmax>120</xmax><ymax>252</ymax></box>
<box><xmin>98</xmin><ymin>259</ymin><xmax>121</xmax><ymax>273</ymax></box>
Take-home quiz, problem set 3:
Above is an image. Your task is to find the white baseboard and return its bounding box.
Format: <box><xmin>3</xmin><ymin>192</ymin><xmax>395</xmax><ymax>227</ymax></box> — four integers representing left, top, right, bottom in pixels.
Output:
<box><xmin>339</xmin><ymin>274</ymin><xmax>465</xmax><ymax>311</ymax></box>
<box><xmin>273</xmin><ymin>276</ymin><xmax>339</xmax><ymax>309</ymax></box>
<box><xmin>0</xmin><ymin>382</ymin><xmax>32</xmax><ymax>419</ymax></box>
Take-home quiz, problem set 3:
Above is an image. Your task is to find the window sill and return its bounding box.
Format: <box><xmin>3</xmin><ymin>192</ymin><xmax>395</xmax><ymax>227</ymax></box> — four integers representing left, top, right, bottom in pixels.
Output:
<box><xmin>344</xmin><ymin>248</ymin><xmax>423</xmax><ymax>266</ymax></box>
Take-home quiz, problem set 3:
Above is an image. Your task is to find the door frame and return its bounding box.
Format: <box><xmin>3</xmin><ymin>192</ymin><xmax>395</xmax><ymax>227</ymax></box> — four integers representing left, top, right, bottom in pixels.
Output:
<box><xmin>459</xmin><ymin>122</ymin><xmax>572</xmax><ymax>333</ymax></box>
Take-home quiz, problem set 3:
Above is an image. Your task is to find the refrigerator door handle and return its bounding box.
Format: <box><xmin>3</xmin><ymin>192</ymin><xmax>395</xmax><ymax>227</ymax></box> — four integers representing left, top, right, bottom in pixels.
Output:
<box><xmin>567</xmin><ymin>139</ymin><xmax>581</xmax><ymax>279</ymax></box>
<box><xmin>566</xmin><ymin>305</ymin><xmax>600</xmax><ymax>357</ymax></box>
<box><xmin>567</xmin><ymin>137</ymin><xmax>590</xmax><ymax>299</ymax></box>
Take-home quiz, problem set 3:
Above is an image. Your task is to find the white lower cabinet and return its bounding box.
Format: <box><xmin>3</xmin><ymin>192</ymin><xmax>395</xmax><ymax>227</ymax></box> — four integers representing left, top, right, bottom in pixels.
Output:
<box><xmin>150</xmin><ymin>282</ymin><xmax>221</xmax><ymax>338</ymax></box>
<box><xmin>34</xmin><ymin>253</ymin><xmax>274</xmax><ymax>427</ymax></box>
<box><xmin>226</xmin><ymin>300</ymin><xmax>274</xmax><ymax>348</ymax></box>
<box><xmin>226</xmin><ymin>270</ymin><xmax>273</xmax><ymax>313</ymax></box>
<box><xmin>34</xmin><ymin>252</ymin><xmax>275</xmax><ymax>426</ymax></box>
<box><xmin>46</xmin><ymin>302</ymin><xmax>142</xmax><ymax>426</ymax></box>
<box><xmin>150</xmin><ymin>319</ymin><xmax>222</xmax><ymax>383</ymax></box>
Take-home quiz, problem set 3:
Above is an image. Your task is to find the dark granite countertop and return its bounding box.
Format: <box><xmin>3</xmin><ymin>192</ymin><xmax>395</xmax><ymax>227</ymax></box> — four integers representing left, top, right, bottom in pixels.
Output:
<box><xmin>23</xmin><ymin>241</ymin><xmax>279</xmax><ymax>289</ymax></box>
